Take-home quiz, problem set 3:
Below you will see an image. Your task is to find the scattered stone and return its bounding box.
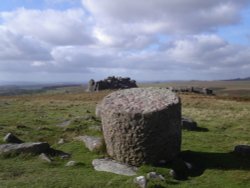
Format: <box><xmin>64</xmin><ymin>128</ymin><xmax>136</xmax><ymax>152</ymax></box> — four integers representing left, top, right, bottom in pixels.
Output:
<box><xmin>134</xmin><ymin>176</ymin><xmax>147</xmax><ymax>188</ymax></box>
<box><xmin>146</xmin><ymin>172</ymin><xmax>165</xmax><ymax>181</ymax></box>
<box><xmin>99</xmin><ymin>88</ymin><xmax>181</xmax><ymax>166</ymax></box>
<box><xmin>3</xmin><ymin>133</ymin><xmax>24</xmax><ymax>144</ymax></box>
<box><xmin>47</xmin><ymin>148</ymin><xmax>71</xmax><ymax>159</ymax></box>
<box><xmin>58</xmin><ymin>138</ymin><xmax>65</xmax><ymax>145</ymax></box>
<box><xmin>65</xmin><ymin>160</ymin><xmax>77</xmax><ymax>167</ymax></box>
<box><xmin>92</xmin><ymin>158</ymin><xmax>137</xmax><ymax>176</ymax></box>
<box><xmin>39</xmin><ymin>153</ymin><xmax>52</xmax><ymax>163</ymax></box>
<box><xmin>181</xmin><ymin>117</ymin><xmax>198</xmax><ymax>131</ymax></box>
<box><xmin>75</xmin><ymin>135</ymin><xmax>103</xmax><ymax>152</ymax></box>
<box><xmin>168</xmin><ymin>86</ymin><xmax>214</xmax><ymax>95</ymax></box>
<box><xmin>234</xmin><ymin>145</ymin><xmax>250</xmax><ymax>156</ymax></box>
<box><xmin>57</xmin><ymin>120</ymin><xmax>71</xmax><ymax>127</ymax></box>
<box><xmin>0</xmin><ymin>142</ymin><xmax>50</xmax><ymax>156</ymax></box>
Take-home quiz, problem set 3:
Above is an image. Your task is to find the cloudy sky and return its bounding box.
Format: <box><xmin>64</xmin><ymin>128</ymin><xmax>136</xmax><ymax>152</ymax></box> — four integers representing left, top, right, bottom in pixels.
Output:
<box><xmin>0</xmin><ymin>0</ymin><xmax>250</xmax><ymax>83</ymax></box>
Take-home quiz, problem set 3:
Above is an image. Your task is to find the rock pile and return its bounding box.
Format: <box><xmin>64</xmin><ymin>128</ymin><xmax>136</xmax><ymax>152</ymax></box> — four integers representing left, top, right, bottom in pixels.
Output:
<box><xmin>98</xmin><ymin>87</ymin><xmax>182</xmax><ymax>166</ymax></box>
<box><xmin>86</xmin><ymin>76</ymin><xmax>137</xmax><ymax>92</ymax></box>
<box><xmin>168</xmin><ymin>86</ymin><xmax>213</xmax><ymax>95</ymax></box>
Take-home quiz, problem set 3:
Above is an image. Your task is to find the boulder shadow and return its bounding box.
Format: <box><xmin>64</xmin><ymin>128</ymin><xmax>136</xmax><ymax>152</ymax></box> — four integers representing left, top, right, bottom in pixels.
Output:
<box><xmin>179</xmin><ymin>150</ymin><xmax>250</xmax><ymax>177</ymax></box>
<box><xmin>184</xmin><ymin>127</ymin><xmax>209</xmax><ymax>132</ymax></box>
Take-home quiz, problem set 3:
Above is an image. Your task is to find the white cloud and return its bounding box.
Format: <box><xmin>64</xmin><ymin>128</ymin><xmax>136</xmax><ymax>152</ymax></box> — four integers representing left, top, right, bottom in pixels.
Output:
<box><xmin>83</xmin><ymin>0</ymin><xmax>248</xmax><ymax>34</ymax></box>
<box><xmin>0</xmin><ymin>1</ymin><xmax>250</xmax><ymax>82</ymax></box>
<box><xmin>0</xmin><ymin>8</ymin><xmax>94</xmax><ymax>45</ymax></box>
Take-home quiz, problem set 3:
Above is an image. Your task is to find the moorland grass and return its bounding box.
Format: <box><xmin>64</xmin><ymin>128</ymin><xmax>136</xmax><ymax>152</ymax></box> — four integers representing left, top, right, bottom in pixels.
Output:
<box><xmin>0</xmin><ymin>86</ymin><xmax>250</xmax><ymax>188</ymax></box>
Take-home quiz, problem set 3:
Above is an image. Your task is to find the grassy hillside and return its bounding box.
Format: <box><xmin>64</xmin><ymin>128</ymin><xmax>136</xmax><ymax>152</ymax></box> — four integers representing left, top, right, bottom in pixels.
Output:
<box><xmin>0</xmin><ymin>83</ymin><xmax>250</xmax><ymax>188</ymax></box>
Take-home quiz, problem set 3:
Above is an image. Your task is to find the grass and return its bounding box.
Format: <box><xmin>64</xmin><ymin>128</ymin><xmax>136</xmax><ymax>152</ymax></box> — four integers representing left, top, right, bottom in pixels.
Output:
<box><xmin>0</xmin><ymin>82</ymin><xmax>250</xmax><ymax>187</ymax></box>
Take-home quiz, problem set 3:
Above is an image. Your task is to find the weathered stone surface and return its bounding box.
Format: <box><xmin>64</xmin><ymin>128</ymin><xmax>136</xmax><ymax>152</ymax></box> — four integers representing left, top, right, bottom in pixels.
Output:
<box><xmin>0</xmin><ymin>142</ymin><xmax>50</xmax><ymax>156</ymax></box>
<box><xmin>75</xmin><ymin>135</ymin><xmax>103</xmax><ymax>152</ymax></box>
<box><xmin>146</xmin><ymin>172</ymin><xmax>165</xmax><ymax>181</ymax></box>
<box><xmin>3</xmin><ymin>133</ymin><xmax>24</xmax><ymax>143</ymax></box>
<box><xmin>134</xmin><ymin>176</ymin><xmax>147</xmax><ymax>188</ymax></box>
<box><xmin>92</xmin><ymin>158</ymin><xmax>138</xmax><ymax>176</ymax></box>
<box><xmin>181</xmin><ymin>117</ymin><xmax>198</xmax><ymax>130</ymax></box>
<box><xmin>234</xmin><ymin>145</ymin><xmax>250</xmax><ymax>156</ymax></box>
<box><xmin>99</xmin><ymin>88</ymin><xmax>181</xmax><ymax>166</ymax></box>
<box><xmin>39</xmin><ymin>153</ymin><xmax>52</xmax><ymax>163</ymax></box>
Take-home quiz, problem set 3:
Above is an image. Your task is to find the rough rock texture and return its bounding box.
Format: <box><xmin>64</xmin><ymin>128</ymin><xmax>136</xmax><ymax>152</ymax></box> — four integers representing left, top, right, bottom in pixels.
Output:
<box><xmin>181</xmin><ymin>117</ymin><xmax>198</xmax><ymax>130</ymax></box>
<box><xmin>92</xmin><ymin>158</ymin><xmax>137</xmax><ymax>176</ymax></box>
<box><xmin>99</xmin><ymin>87</ymin><xmax>181</xmax><ymax>166</ymax></box>
<box><xmin>3</xmin><ymin>133</ymin><xmax>24</xmax><ymax>143</ymax></box>
<box><xmin>0</xmin><ymin>142</ymin><xmax>50</xmax><ymax>156</ymax></box>
<box><xmin>234</xmin><ymin>145</ymin><xmax>250</xmax><ymax>156</ymax></box>
<box><xmin>75</xmin><ymin>135</ymin><xmax>103</xmax><ymax>152</ymax></box>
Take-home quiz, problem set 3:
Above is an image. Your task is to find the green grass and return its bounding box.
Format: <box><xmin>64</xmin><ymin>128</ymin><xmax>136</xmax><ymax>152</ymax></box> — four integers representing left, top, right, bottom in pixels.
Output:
<box><xmin>0</xmin><ymin>85</ymin><xmax>250</xmax><ymax>187</ymax></box>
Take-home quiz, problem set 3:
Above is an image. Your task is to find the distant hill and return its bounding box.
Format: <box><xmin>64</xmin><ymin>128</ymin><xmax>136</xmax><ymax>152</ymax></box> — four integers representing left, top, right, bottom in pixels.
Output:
<box><xmin>224</xmin><ymin>77</ymin><xmax>250</xmax><ymax>81</ymax></box>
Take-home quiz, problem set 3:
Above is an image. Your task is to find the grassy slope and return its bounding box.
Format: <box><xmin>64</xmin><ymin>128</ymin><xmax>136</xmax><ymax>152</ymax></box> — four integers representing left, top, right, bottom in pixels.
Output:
<box><xmin>0</xmin><ymin>84</ymin><xmax>250</xmax><ymax>188</ymax></box>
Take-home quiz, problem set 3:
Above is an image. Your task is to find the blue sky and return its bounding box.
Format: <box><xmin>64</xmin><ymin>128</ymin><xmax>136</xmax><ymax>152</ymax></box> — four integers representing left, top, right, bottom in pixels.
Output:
<box><xmin>0</xmin><ymin>0</ymin><xmax>250</xmax><ymax>83</ymax></box>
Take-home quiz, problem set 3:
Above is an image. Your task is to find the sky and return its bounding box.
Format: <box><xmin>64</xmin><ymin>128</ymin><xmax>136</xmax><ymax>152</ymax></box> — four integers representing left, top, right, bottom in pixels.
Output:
<box><xmin>0</xmin><ymin>0</ymin><xmax>250</xmax><ymax>83</ymax></box>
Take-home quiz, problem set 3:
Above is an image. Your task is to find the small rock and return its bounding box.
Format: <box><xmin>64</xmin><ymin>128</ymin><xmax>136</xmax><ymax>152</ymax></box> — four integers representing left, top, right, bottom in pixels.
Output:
<box><xmin>92</xmin><ymin>158</ymin><xmax>137</xmax><ymax>176</ymax></box>
<box><xmin>234</xmin><ymin>145</ymin><xmax>250</xmax><ymax>156</ymax></box>
<box><xmin>0</xmin><ymin>142</ymin><xmax>50</xmax><ymax>156</ymax></box>
<box><xmin>146</xmin><ymin>172</ymin><xmax>165</xmax><ymax>181</ymax></box>
<box><xmin>182</xmin><ymin>117</ymin><xmax>198</xmax><ymax>131</ymax></box>
<box><xmin>39</xmin><ymin>153</ymin><xmax>52</xmax><ymax>163</ymax></box>
<box><xmin>58</xmin><ymin>138</ymin><xmax>65</xmax><ymax>144</ymax></box>
<box><xmin>65</xmin><ymin>160</ymin><xmax>77</xmax><ymax>167</ymax></box>
<box><xmin>3</xmin><ymin>133</ymin><xmax>24</xmax><ymax>144</ymax></box>
<box><xmin>75</xmin><ymin>135</ymin><xmax>103</xmax><ymax>152</ymax></box>
<box><xmin>134</xmin><ymin>176</ymin><xmax>147</xmax><ymax>188</ymax></box>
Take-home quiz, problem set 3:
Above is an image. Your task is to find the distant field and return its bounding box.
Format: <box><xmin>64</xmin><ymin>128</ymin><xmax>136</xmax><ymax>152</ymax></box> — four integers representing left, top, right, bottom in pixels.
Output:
<box><xmin>0</xmin><ymin>83</ymin><xmax>250</xmax><ymax>187</ymax></box>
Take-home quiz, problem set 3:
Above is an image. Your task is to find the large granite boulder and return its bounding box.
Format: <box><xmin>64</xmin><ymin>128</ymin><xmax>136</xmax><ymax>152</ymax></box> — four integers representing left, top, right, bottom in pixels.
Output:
<box><xmin>98</xmin><ymin>87</ymin><xmax>181</xmax><ymax>166</ymax></box>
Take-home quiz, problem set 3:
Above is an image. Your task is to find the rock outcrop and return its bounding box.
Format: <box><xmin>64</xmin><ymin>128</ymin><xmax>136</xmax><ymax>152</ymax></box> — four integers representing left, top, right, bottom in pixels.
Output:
<box><xmin>86</xmin><ymin>76</ymin><xmax>137</xmax><ymax>92</ymax></box>
<box><xmin>98</xmin><ymin>88</ymin><xmax>181</xmax><ymax>166</ymax></box>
